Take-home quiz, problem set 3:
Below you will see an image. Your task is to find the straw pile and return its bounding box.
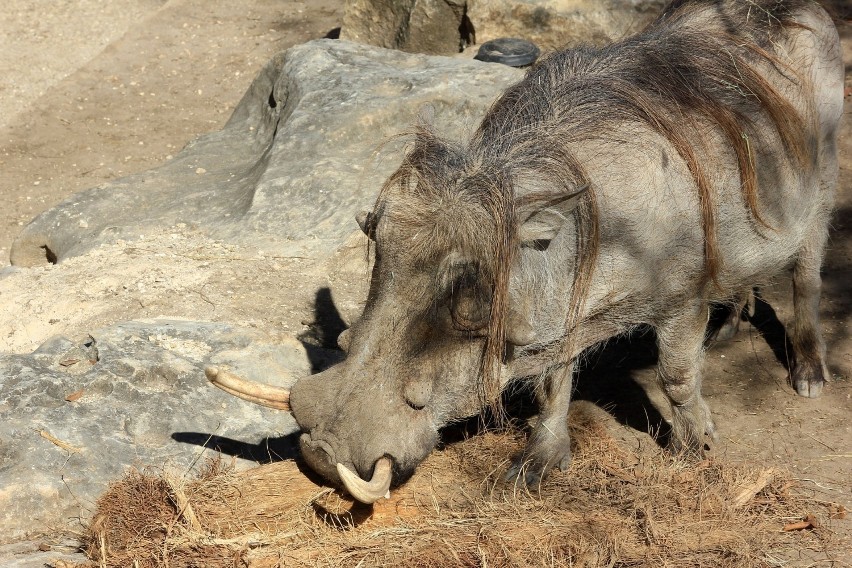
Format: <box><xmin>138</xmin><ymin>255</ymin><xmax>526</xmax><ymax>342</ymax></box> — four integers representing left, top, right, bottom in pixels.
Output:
<box><xmin>81</xmin><ymin>408</ymin><xmax>841</xmax><ymax>567</ymax></box>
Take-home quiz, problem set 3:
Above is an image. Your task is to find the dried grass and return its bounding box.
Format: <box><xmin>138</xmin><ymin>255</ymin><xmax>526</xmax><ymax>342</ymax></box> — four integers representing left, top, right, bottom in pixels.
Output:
<box><xmin>81</xmin><ymin>410</ymin><xmax>839</xmax><ymax>567</ymax></box>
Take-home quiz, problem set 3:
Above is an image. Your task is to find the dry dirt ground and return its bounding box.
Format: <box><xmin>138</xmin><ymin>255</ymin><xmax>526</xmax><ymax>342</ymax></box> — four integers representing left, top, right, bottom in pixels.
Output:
<box><xmin>0</xmin><ymin>0</ymin><xmax>850</xmax><ymax>563</ymax></box>
<box><xmin>0</xmin><ymin>0</ymin><xmax>342</xmax><ymax>263</ymax></box>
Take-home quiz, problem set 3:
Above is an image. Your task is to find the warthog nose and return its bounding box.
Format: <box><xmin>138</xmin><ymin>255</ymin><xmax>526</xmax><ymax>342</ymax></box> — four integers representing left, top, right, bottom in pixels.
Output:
<box><xmin>299</xmin><ymin>434</ymin><xmax>341</xmax><ymax>483</ymax></box>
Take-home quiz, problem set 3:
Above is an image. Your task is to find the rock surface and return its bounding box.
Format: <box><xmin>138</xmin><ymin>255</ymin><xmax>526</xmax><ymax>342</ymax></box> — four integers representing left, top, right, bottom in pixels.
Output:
<box><xmin>467</xmin><ymin>0</ymin><xmax>666</xmax><ymax>50</ymax></box>
<box><xmin>0</xmin><ymin>319</ymin><xmax>313</xmax><ymax>541</ymax></box>
<box><xmin>0</xmin><ymin>540</ymin><xmax>84</xmax><ymax>568</ymax></box>
<box><xmin>10</xmin><ymin>39</ymin><xmax>521</xmax><ymax>268</ymax></box>
<box><xmin>341</xmin><ymin>0</ymin><xmax>469</xmax><ymax>55</ymax></box>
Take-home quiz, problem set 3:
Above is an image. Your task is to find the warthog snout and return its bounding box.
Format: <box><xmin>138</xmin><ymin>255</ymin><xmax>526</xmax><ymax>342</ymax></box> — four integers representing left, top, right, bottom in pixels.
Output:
<box><xmin>298</xmin><ymin>434</ymin><xmax>341</xmax><ymax>483</ymax></box>
<box><xmin>289</xmin><ymin>362</ymin><xmax>440</xmax><ymax>501</ymax></box>
<box><xmin>300</xmin><ymin>433</ymin><xmax>394</xmax><ymax>503</ymax></box>
<box><xmin>207</xmin><ymin>363</ymin><xmax>438</xmax><ymax>504</ymax></box>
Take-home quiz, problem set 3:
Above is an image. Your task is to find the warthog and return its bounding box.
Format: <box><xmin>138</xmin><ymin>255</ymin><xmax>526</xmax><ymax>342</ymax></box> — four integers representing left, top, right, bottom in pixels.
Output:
<box><xmin>207</xmin><ymin>0</ymin><xmax>843</xmax><ymax>501</ymax></box>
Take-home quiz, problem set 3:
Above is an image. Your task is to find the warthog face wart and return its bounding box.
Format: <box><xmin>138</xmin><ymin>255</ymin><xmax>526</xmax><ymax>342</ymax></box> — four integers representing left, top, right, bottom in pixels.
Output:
<box><xmin>208</xmin><ymin>0</ymin><xmax>843</xmax><ymax>501</ymax></box>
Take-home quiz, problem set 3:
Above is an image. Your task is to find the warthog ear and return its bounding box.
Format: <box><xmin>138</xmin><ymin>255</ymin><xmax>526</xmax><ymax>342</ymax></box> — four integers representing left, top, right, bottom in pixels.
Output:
<box><xmin>356</xmin><ymin>210</ymin><xmax>376</xmax><ymax>239</ymax></box>
<box><xmin>517</xmin><ymin>185</ymin><xmax>589</xmax><ymax>249</ymax></box>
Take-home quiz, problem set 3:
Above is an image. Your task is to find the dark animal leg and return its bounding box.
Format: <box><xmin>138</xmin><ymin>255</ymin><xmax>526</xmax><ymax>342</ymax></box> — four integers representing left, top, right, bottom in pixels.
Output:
<box><xmin>709</xmin><ymin>290</ymin><xmax>754</xmax><ymax>342</ymax></box>
<box><xmin>789</xmin><ymin>224</ymin><xmax>829</xmax><ymax>398</ymax></box>
<box><xmin>505</xmin><ymin>362</ymin><xmax>574</xmax><ymax>488</ymax></box>
<box><xmin>656</xmin><ymin>302</ymin><xmax>716</xmax><ymax>456</ymax></box>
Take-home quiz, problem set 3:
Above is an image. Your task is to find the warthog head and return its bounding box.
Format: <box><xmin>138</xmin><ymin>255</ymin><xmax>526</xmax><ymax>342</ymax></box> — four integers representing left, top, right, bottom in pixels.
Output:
<box><xmin>207</xmin><ymin>126</ymin><xmax>588</xmax><ymax>502</ymax></box>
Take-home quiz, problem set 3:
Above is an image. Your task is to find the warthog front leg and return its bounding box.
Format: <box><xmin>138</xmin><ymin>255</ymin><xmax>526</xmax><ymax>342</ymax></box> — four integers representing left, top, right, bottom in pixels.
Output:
<box><xmin>790</xmin><ymin>221</ymin><xmax>830</xmax><ymax>398</ymax></box>
<box><xmin>506</xmin><ymin>362</ymin><xmax>574</xmax><ymax>488</ymax></box>
<box><xmin>656</xmin><ymin>302</ymin><xmax>717</xmax><ymax>456</ymax></box>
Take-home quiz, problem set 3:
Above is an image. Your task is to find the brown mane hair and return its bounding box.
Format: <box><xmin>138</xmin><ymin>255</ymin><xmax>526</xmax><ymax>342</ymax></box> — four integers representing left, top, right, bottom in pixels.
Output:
<box><xmin>372</xmin><ymin>123</ymin><xmax>521</xmax><ymax>418</ymax></box>
<box><xmin>374</xmin><ymin>0</ymin><xmax>814</xmax><ymax>411</ymax></box>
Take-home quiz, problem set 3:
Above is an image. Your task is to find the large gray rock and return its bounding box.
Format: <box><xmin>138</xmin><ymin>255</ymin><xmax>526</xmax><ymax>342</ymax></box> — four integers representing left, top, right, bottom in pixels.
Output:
<box><xmin>0</xmin><ymin>319</ymin><xmax>318</xmax><ymax>541</ymax></box>
<box><xmin>11</xmin><ymin>40</ymin><xmax>522</xmax><ymax>267</ymax></box>
<box><xmin>467</xmin><ymin>0</ymin><xmax>666</xmax><ymax>50</ymax></box>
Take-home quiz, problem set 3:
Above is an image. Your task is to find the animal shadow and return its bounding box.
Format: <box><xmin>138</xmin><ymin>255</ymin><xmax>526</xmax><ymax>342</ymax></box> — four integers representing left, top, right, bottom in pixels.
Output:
<box><xmin>298</xmin><ymin>286</ymin><xmax>348</xmax><ymax>372</ymax></box>
<box><xmin>571</xmin><ymin>328</ymin><xmax>668</xmax><ymax>443</ymax></box>
<box><xmin>444</xmin><ymin>291</ymin><xmax>795</xmax><ymax>451</ymax></box>
<box><xmin>706</xmin><ymin>289</ymin><xmax>794</xmax><ymax>370</ymax></box>
<box><xmin>440</xmin><ymin>328</ymin><xmax>670</xmax><ymax>449</ymax></box>
<box><xmin>171</xmin><ymin>431</ymin><xmax>301</xmax><ymax>464</ymax></box>
<box><xmin>568</xmin><ymin>291</ymin><xmax>795</xmax><ymax>446</ymax></box>
<box><xmin>570</xmin><ymin>291</ymin><xmax>794</xmax><ymax>447</ymax></box>
<box><xmin>744</xmin><ymin>290</ymin><xmax>795</xmax><ymax>371</ymax></box>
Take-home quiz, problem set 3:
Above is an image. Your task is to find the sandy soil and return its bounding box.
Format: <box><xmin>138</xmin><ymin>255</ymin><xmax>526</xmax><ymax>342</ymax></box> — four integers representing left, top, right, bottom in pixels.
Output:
<box><xmin>0</xmin><ymin>0</ymin><xmax>342</xmax><ymax>265</ymax></box>
<box><xmin>0</xmin><ymin>0</ymin><xmax>849</xmax><ymax>562</ymax></box>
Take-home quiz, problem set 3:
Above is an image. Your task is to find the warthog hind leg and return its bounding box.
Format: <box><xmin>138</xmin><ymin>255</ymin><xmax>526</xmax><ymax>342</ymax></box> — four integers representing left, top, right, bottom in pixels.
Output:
<box><xmin>505</xmin><ymin>362</ymin><xmax>574</xmax><ymax>489</ymax></box>
<box><xmin>789</xmin><ymin>222</ymin><xmax>830</xmax><ymax>398</ymax></box>
<box><xmin>656</xmin><ymin>303</ymin><xmax>717</xmax><ymax>456</ymax></box>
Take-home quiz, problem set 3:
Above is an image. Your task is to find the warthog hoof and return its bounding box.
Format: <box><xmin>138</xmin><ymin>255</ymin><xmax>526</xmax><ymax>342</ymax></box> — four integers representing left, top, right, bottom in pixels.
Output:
<box><xmin>504</xmin><ymin>437</ymin><xmax>572</xmax><ymax>490</ymax></box>
<box><xmin>791</xmin><ymin>360</ymin><xmax>826</xmax><ymax>398</ymax></box>
<box><xmin>668</xmin><ymin>396</ymin><xmax>717</xmax><ymax>457</ymax></box>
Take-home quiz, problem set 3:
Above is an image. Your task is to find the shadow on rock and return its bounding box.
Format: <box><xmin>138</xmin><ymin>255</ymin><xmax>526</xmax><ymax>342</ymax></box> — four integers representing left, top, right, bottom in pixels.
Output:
<box><xmin>299</xmin><ymin>287</ymin><xmax>348</xmax><ymax>373</ymax></box>
<box><xmin>171</xmin><ymin>431</ymin><xmax>300</xmax><ymax>464</ymax></box>
<box><xmin>171</xmin><ymin>287</ymin><xmax>352</xmax><ymax>466</ymax></box>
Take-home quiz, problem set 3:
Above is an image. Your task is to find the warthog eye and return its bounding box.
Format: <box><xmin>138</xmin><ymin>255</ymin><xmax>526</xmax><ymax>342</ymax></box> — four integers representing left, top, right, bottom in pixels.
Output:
<box><xmin>440</xmin><ymin>259</ymin><xmax>491</xmax><ymax>333</ymax></box>
<box><xmin>450</xmin><ymin>284</ymin><xmax>490</xmax><ymax>332</ymax></box>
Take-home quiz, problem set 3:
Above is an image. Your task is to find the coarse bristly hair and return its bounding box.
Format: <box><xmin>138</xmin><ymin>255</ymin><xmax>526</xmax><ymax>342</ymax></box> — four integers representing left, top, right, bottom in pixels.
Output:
<box><xmin>373</xmin><ymin>0</ymin><xmax>814</xmax><ymax>415</ymax></box>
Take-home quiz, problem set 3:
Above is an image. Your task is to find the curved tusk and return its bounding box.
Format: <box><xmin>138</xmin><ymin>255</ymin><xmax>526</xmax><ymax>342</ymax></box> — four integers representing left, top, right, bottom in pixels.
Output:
<box><xmin>336</xmin><ymin>457</ymin><xmax>393</xmax><ymax>504</ymax></box>
<box><xmin>205</xmin><ymin>366</ymin><xmax>291</xmax><ymax>411</ymax></box>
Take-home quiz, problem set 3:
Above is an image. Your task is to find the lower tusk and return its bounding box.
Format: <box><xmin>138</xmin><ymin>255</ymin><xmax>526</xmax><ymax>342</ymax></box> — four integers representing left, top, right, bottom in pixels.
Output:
<box><xmin>205</xmin><ymin>366</ymin><xmax>291</xmax><ymax>411</ymax></box>
<box><xmin>336</xmin><ymin>457</ymin><xmax>393</xmax><ymax>504</ymax></box>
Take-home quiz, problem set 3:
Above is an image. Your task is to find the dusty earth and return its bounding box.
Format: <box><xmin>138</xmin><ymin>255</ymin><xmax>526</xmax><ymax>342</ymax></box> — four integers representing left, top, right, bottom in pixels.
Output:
<box><xmin>0</xmin><ymin>0</ymin><xmax>850</xmax><ymax>564</ymax></box>
<box><xmin>0</xmin><ymin>0</ymin><xmax>342</xmax><ymax>264</ymax></box>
